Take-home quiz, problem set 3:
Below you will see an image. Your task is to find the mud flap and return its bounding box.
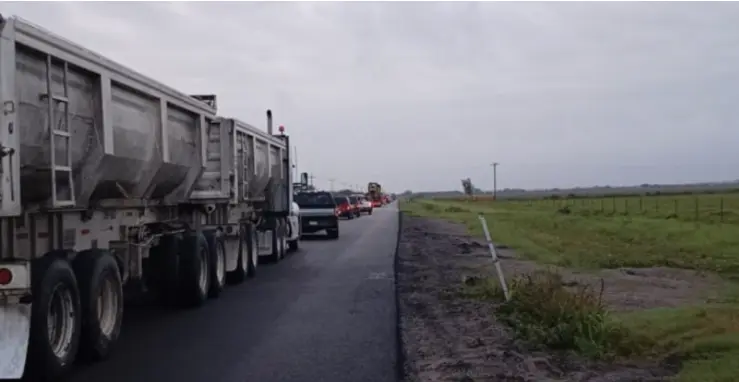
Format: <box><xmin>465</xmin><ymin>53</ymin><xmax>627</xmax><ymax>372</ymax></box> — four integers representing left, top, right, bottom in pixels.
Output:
<box><xmin>0</xmin><ymin>304</ymin><xmax>31</xmax><ymax>379</ymax></box>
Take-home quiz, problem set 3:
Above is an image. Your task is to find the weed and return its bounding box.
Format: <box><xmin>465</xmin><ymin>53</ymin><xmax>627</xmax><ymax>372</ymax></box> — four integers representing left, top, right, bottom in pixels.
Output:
<box><xmin>463</xmin><ymin>270</ymin><xmax>651</xmax><ymax>360</ymax></box>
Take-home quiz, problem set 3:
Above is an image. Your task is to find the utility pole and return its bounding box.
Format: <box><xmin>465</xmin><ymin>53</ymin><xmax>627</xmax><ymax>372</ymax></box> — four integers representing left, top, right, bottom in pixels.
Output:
<box><xmin>328</xmin><ymin>178</ymin><xmax>335</xmax><ymax>191</ymax></box>
<box><xmin>491</xmin><ymin>162</ymin><xmax>499</xmax><ymax>200</ymax></box>
<box><xmin>309</xmin><ymin>174</ymin><xmax>314</xmax><ymax>188</ymax></box>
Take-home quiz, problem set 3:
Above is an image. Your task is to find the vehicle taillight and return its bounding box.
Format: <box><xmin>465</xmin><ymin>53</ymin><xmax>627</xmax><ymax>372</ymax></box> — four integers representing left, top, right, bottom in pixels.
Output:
<box><xmin>0</xmin><ymin>268</ymin><xmax>13</xmax><ymax>285</ymax></box>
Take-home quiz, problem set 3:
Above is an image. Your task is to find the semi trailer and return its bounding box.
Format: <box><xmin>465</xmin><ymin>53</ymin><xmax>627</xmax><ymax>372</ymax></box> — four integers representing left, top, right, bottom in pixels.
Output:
<box><xmin>0</xmin><ymin>14</ymin><xmax>299</xmax><ymax>380</ymax></box>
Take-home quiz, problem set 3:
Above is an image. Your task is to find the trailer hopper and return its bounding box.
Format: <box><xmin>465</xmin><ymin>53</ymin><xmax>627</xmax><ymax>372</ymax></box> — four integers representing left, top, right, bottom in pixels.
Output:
<box><xmin>0</xmin><ymin>16</ymin><xmax>214</xmax><ymax>215</ymax></box>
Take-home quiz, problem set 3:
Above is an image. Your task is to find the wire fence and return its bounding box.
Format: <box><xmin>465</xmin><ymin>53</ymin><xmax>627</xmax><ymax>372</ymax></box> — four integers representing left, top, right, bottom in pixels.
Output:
<box><xmin>508</xmin><ymin>195</ymin><xmax>739</xmax><ymax>225</ymax></box>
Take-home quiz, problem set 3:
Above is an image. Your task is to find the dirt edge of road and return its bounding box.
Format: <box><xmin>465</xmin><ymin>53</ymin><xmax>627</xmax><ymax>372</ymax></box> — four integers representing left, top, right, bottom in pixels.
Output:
<box><xmin>394</xmin><ymin>209</ymin><xmax>408</xmax><ymax>381</ymax></box>
<box><xmin>395</xmin><ymin>213</ymin><xmax>694</xmax><ymax>382</ymax></box>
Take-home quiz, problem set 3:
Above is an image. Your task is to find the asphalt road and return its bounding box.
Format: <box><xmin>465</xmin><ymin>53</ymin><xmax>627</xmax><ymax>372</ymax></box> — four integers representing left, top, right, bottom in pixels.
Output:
<box><xmin>67</xmin><ymin>204</ymin><xmax>399</xmax><ymax>382</ymax></box>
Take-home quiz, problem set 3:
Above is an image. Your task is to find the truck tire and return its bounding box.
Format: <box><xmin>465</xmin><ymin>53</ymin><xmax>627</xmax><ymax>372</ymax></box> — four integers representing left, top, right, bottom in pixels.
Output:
<box><xmin>327</xmin><ymin>227</ymin><xmax>339</xmax><ymax>240</ymax></box>
<box><xmin>285</xmin><ymin>219</ymin><xmax>293</xmax><ymax>238</ymax></box>
<box><xmin>273</xmin><ymin>229</ymin><xmax>283</xmax><ymax>262</ymax></box>
<box><xmin>247</xmin><ymin>227</ymin><xmax>258</xmax><ymax>278</ymax></box>
<box><xmin>279</xmin><ymin>220</ymin><xmax>288</xmax><ymax>259</ymax></box>
<box><xmin>147</xmin><ymin>234</ymin><xmax>181</xmax><ymax>306</ymax></box>
<box><xmin>204</xmin><ymin>230</ymin><xmax>226</xmax><ymax>298</ymax></box>
<box><xmin>27</xmin><ymin>255</ymin><xmax>82</xmax><ymax>381</ymax></box>
<box><xmin>178</xmin><ymin>232</ymin><xmax>210</xmax><ymax>308</ymax></box>
<box><xmin>72</xmin><ymin>249</ymin><xmax>124</xmax><ymax>362</ymax></box>
<box><xmin>279</xmin><ymin>235</ymin><xmax>287</xmax><ymax>259</ymax></box>
<box><xmin>268</xmin><ymin>223</ymin><xmax>285</xmax><ymax>263</ymax></box>
<box><xmin>227</xmin><ymin>225</ymin><xmax>248</xmax><ymax>284</ymax></box>
<box><xmin>203</xmin><ymin>230</ymin><xmax>226</xmax><ymax>298</ymax></box>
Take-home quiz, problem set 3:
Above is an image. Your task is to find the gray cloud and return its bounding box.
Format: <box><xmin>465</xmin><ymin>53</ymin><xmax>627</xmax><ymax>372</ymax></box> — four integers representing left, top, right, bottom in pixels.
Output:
<box><xmin>4</xmin><ymin>2</ymin><xmax>739</xmax><ymax>192</ymax></box>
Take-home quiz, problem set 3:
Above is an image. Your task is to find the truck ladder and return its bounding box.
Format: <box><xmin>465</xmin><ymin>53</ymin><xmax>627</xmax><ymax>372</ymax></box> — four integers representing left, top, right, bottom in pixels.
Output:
<box><xmin>241</xmin><ymin>140</ymin><xmax>249</xmax><ymax>200</ymax></box>
<box><xmin>40</xmin><ymin>55</ymin><xmax>75</xmax><ymax>208</ymax></box>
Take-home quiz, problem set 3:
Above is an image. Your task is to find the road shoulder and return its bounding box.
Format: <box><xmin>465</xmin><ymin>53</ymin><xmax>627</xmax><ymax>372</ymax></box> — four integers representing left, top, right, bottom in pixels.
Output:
<box><xmin>395</xmin><ymin>213</ymin><xmax>673</xmax><ymax>382</ymax></box>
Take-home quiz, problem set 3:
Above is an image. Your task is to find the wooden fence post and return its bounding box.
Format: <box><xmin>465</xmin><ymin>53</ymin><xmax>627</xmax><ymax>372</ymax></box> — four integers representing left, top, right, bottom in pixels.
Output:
<box><xmin>694</xmin><ymin>198</ymin><xmax>699</xmax><ymax>221</ymax></box>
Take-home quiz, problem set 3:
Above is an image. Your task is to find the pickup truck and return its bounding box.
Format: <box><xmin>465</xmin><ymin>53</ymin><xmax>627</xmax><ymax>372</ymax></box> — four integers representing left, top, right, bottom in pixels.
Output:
<box><xmin>294</xmin><ymin>191</ymin><xmax>340</xmax><ymax>239</ymax></box>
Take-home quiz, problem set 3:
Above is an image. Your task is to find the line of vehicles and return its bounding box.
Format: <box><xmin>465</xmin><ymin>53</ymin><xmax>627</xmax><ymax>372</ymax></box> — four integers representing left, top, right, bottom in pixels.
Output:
<box><xmin>0</xmin><ymin>14</ymin><xmax>308</xmax><ymax>381</ymax></box>
<box><xmin>294</xmin><ymin>184</ymin><xmax>394</xmax><ymax>240</ymax></box>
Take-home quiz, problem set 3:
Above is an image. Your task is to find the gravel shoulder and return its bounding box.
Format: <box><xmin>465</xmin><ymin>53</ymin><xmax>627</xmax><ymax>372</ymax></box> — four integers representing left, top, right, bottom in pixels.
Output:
<box><xmin>394</xmin><ymin>214</ymin><xmax>716</xmax><ymax>382</ymax></box>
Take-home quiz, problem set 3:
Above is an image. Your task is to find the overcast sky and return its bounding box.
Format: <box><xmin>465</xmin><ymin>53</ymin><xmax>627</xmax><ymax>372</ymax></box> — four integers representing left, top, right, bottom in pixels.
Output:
<box><xmin>4</xmin><ymin>2</ymin><xmax>739</xmax><ymax>193</ymax></box>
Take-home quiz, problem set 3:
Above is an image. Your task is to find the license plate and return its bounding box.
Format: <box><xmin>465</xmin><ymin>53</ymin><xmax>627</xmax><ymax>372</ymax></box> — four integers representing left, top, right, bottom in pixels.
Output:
<box><xmin>309</xmin><ymin>221</ymin><xmax>318</xmax><ymax>226</ymax></box>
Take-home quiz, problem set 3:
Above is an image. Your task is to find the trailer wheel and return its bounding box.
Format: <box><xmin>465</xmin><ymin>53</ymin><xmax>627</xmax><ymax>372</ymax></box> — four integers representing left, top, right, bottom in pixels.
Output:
<box><xmin>27</xmin><ymin>255</ymin><xmax>81</xmax><ymax>381</ymax></box>
<box><xmin>247</xmin><ymin>226</ymin><xmax>258</xmax><ymax>278</ymax></box>
<box><xmin>278</xmin><ymin>221</ymin><xmax>288</xmax><ymax>260</ymax></box>
<box><xmin>227</xmin><ymin>225</ymin><xmax>248</xmax><ymax>284</ymax></box>
<box><xmin>204</xmin><ymin>230</ymin><xmax>226</xmax><ymax>298</ymax></box>
<box><xmin>268</xmin><ymin>227</ymin><xmax>282</xmax><ymax>263</ymax></box>
<box><xmin>178</xmin><ymin>232</ymin><xmax>210</xmax><ymax>308</ymax></box>
<box><xmin>72</xmin><ymin>249</ymin><xmax>124</xmax><ymax>362</ymax></box>
<box><xmin>147</xmin><ymin>234</ymin><xmax>181</xmax><ymax>305</ymax></box>
<box><xmin>279</xmin><ymin>235</ymin><xmax>287</xmax><ymax>259</ymax></box>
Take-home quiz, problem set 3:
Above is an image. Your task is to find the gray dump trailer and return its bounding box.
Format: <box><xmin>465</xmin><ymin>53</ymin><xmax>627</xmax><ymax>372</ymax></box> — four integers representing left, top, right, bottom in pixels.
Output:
<box><xmin>0</xmin><ymin>15</ymin><xmax>298</xmax><ymax>380</ymax></box>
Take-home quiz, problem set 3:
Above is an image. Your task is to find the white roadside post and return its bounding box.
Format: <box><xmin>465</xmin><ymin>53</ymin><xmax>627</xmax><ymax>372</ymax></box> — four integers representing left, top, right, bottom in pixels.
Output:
<box><xmin>478</xmin><ymin>213</ymin><xmax>511</xmax><ymax>301</ymax></box>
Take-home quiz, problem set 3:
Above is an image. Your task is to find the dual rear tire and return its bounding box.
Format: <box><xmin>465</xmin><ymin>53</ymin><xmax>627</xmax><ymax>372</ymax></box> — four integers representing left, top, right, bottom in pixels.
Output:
<box><xmin>27</xmin><ymin>250</ymin><xmax>124</xmax><ymax>381</ymax></box>
<box><xmin>25</xmin><ymin>227</ymin><xmax>257</xmax><ymax>380</ymax></box>
<box><xmin>227</xmin><ymin>223</ymin><xmax>258</xmax><ymax>284</ymax></box>
<box><xmin>264</xmin><ymin>220</ymin><xmax>288</xmax><ymax>263</ymax></box>
<box><xmin>148</xmin><ymin>232</ymin><xmax>211</xmax><ymax>308</ymax></box>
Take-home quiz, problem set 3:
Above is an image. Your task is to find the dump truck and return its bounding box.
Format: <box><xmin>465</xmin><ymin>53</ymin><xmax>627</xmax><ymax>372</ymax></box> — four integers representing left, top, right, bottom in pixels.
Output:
<box><xmin>0</xmin><ymin>14</ymin><xmax>299</xmax><ymax>380</ymax></box>
<box><xmin>367</xmin><ymin>182</ymin><xmax>384</xmax><ymax>207</ymax></box>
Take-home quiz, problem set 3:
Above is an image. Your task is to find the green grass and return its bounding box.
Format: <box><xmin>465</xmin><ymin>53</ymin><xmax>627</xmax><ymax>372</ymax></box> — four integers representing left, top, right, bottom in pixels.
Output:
<box><xmin>401</xmin><ymin>196</ymin><xmax>739</xmax><ymax>381</ymax></box>
<box><xmin>404</xmin><ymin>196</ymin><xmax>739</xmax><ymax>275</ymax></box>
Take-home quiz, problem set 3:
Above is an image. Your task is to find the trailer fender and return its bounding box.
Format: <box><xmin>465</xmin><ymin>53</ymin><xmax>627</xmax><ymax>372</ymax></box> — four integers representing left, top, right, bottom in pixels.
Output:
<box><xmin>0</xmin><ymin>304</ymin><xmax>31</xmax><ymax>379</ymax></box>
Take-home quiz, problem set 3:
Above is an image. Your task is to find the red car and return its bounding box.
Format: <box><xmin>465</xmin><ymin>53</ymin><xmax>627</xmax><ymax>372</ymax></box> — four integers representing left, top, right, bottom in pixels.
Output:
<box><xmin>333</xmin><ymin>195</ymin><xmax>357</xmax><ymax>219</ymax></box>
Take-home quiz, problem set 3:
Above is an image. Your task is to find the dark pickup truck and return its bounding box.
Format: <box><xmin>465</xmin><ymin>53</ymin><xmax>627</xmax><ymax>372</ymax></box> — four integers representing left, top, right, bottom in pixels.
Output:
<box><xmin>295</xmin><ymin>191</ymin><xmax>340</xmax><ymax>239</ymax></box>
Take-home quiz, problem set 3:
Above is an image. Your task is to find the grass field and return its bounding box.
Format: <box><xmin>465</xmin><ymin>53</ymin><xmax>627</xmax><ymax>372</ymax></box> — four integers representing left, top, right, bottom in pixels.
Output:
<box><xmin>401</xmin><ymin>194</ymin><xmax>739</xmax><ymax>382</ymax></box>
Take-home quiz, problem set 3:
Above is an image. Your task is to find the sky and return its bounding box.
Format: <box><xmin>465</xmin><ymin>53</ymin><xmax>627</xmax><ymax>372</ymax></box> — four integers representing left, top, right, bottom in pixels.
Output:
<box><xmin>4</xmin><ymin>2</ymin><xmax>739</xmax><ymax>193</ymax></box>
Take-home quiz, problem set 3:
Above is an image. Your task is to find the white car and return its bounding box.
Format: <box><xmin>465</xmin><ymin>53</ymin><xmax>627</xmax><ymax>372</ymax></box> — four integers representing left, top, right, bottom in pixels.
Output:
<box><xmin>359</xmin><ymin>197</ymin><xmax>374</xmax><ymax>215</ymax></box>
